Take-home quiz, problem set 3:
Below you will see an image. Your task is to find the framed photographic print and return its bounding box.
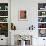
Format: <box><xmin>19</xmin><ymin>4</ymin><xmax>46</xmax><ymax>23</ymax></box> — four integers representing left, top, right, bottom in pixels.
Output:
<box><xmin>18</xmin><ymin>10</ymin><xmax>28</xmax><ymax>21</ymax></box>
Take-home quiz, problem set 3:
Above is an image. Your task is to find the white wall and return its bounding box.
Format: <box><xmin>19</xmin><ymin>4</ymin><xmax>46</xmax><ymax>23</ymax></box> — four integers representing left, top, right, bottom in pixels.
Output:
<box><xmin>11</xmin><ymin>0</ymin><xmax>38</xmax><ymax>30</ymax></box>
<box><xmin>11</xmin><ymin>0</ymin><xmax>46</xmax><ymax>46</ymax></box>
<box><xmin>11</xmin><ymin>0</ymin><xmax>38</xmax><ymax>45</ymax></box>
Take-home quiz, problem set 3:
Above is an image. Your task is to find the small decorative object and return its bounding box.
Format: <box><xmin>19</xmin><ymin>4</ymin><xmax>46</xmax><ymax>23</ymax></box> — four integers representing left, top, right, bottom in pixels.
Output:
<box><xmin>3</xmin><ymin>18</ymin><xmax>7</xmax><ymax>22</ymax></box>
<box><xmin>29</xmin><ymin>25</ymin><xmax>35</xmax><ymax>30</ymax></box>
<box><xmin>5</xmin><ymin>6</ymin><xmax>8</xmax><ymax>10</ymax></box>
<box><xmin>40</xmin><ymin>8</ymin><xmax>44</xmax><ymax>10</ymax></box>
<box><xmin>38</xmin><ymin>3</ymin><xmax>46</xmax><ymax>10</ymax></box>
<box><xmin>18</xmin><ymin>10</ymin><xmax>27</xmax><ymax>21</ymax></box>
<box><xmin>42</xmin><ymin>12</ymin><xmax>45</xmax><ymax>15</ymax></box>
<box><xmin>0</xmin><ymin>6</ymin><xmax>1</xmax><ymax>10</ymax></box>
<box><xmin>11</xmin><ymin>23</ymin><xmax>16</xmax><ymax>30</ymax></box>
<box><xmin>38</xmin><ymin>23</ymin><xmax>46</xmax><ymax>28</ymax></box>
<box><xmin>38</xmin><ymin>17</ymin><xmax>42</xmax><ymax>22</ymax></box>
<box><xmin>39</xmin><ymin>29</ymin><xmax>46</xmax><ymax>37</ymax></box>
<box><xmin>38</xmin><ymin>17</ymin><xmax>46</xmax><ymax>22</ymax></box>
<box><xmin>38</xmin><ymin>17</ymin><xmax>44</xmax><ymax>22</ymax></box>
<box><xmin>0</xmin><ymin>17</ymin><xmax>7</xmax><ymax>22</ymax></box>
<box><xmin>45</xmin><ymin>6</ymin><xmax>46</xmax><ymax>8</ymax></box>
<box><xmin>0</xmin><ymin>11</ymin><xmax>8</xmax><ymax>16</ymax></box>
<box><xmin>0</xmin><ymin>23</ymin><xmax>8</xmax><ymax>30</ymax></box>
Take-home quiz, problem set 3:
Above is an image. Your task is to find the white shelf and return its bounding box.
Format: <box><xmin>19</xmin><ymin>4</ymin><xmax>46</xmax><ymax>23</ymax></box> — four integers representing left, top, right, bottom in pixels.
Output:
<box><xmin>38</xmin><ymin>22</ymin><xmax>46</xmax><ymax>23</ymax></box>
<box><xmin>38</xmin><ymin>16</ymin><xmax>46</xmax><ymax>17</ymax></box>
<box><xmin>0</xmin><ymin>10</ymin><xmax>8</xmax><ymax>11</ymax></box>
<box><xmin>38</xmin><ymin>10</ymin><xmax>46</xmax><ymax>11</ymax></box>
<box><xmin>0</xmin><ymin>22</ymin><xmax>8</xmax><ymax>23</ymax></box>
<box><xmin>38</xmin><ymin>28</ymin><xmax>46</xmax><ymax>29</ymax></box>
<box><xmin>0</xmin><ymin>16</ymin><xmax>8</xmax><ymax>17</ymax></box>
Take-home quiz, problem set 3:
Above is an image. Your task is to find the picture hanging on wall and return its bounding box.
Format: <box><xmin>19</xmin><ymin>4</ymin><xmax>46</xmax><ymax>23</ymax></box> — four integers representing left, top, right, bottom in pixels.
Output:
<box><xmin>18</xmin><ymin>10</ymin><xmax>28</xmax><ymax>21</ymax></box>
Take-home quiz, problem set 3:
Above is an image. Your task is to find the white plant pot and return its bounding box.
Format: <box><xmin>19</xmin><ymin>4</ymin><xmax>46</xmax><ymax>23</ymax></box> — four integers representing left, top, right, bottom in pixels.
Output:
<box><xmin>21</xmin><ymin>40</ymin><xmax>25</xmax><ymax>46</ymax></box>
